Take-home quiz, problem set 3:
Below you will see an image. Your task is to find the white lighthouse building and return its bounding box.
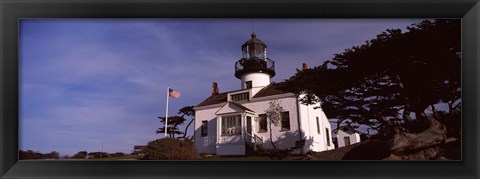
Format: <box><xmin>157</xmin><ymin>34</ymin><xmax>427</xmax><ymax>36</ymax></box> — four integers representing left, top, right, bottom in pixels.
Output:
<box><xmin>193</xmin><ymin>33</ymin><xmax>335</xmax><ymax>155</ymax></box>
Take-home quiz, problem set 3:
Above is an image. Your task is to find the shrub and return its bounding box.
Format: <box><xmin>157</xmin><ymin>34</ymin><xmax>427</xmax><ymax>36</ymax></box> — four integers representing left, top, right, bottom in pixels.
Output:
<box><xmin>131</xmin><ymin>151</ymin><xmax>143</xmax><ymax>155</ymax></box>
<box><xmin>19</xmin><ymin>150</ymin><xmax>60</xmax><ymax>159</ymax></box>
<box><xmin>72</xmin><ymin>151</ymin><xmax>88</xmax><ymax>159</ymax></box>
<box><xmin>45</xmin><ymin>151</ymin><xmax>60</xmax><ymax>159</ymax></box>
<box><xmin>19</xmin><ymin>150</ymin><xmax>43</xmax><ymax>159</ymax></box>
<box><xmin>111</xmin><ymin>152</ymin><xmax>126</xmax><ymax>157</ymax></box>
<box><xmin>87</xmin><ymin>152</ymin><xmax>110</xmax><ymax>159</ymax></box>
<box><xmin>142</xmin><ymin>138</ymin><xmax>198</xmax><ymax>160</ymax></box>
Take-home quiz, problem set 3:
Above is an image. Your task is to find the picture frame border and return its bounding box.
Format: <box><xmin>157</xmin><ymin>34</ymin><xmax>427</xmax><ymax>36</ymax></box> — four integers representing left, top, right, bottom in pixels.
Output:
<box><xmin>1</xmin><ymin>0</ymin><xmax>478</xmax><ymax>178</ymax></box>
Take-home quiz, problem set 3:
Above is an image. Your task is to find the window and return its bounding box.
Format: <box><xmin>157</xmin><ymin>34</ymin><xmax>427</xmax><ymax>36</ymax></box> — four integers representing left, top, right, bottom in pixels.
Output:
<box><xmin>344</xmin><ymin>136</ymin><xmax>351</xmax><ymax>146</ymax></box>
<box><xmin>201</xmin><ymin>121</ymin><xmax>208</xmax><ymax>137</ymax></box>
<box><xmin>258</xmin><ymin>114</ymin><xmax>267</xmax><ymax>132</ymax></box>
<box><xmin>316</xmin><ymin>117</ymin><xmax>321</xmax><ymax>134</ymax></box>
<box><xmin>281</xmin><ymin>111</ymin><xmax>290</xmax><ymax>131</ymax></box>
<box><xmin>231</xmin><ymin>92</ymin><xmax>249</xmax><ymax>102</ymax></box>
<box><xmin>221</xmin><ymin>115</ymin><xmax>241</xmax><ymax>135</ymax></box>
<box><xmin>245</xmin><ymin>81</ymin><xmax>252</xmax><ymax>89</ymax></box>
<box><xmin>325</xmin><ymin>128</ymin><xmax>331</xmax><ymax>146</ymax></box>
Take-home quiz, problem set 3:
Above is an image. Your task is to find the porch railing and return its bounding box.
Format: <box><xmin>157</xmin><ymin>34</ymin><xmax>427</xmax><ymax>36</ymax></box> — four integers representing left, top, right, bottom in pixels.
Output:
<box><xmin>253</xmin><ymin>134</ymin><xmax>263</xmax><ymax>147</ymax></box>
<box><xmin>243</xmin><ymin>129</ymin><xmax>263</xmax><ymax>151</ymax></box>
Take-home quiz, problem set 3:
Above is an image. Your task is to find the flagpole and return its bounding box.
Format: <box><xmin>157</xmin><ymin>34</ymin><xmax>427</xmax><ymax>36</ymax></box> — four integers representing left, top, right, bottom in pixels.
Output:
<box><xmin>165</xmin><ymin>87</ymin><xmax>169</xmax><ymax>136</ymax></box>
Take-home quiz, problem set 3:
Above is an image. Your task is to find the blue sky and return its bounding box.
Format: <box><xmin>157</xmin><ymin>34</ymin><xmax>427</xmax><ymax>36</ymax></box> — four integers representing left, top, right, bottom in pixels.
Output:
<box><xmin>19</xmin><ymin>19</ymin><xmax>425</xmax><ymax>156</ymax></box>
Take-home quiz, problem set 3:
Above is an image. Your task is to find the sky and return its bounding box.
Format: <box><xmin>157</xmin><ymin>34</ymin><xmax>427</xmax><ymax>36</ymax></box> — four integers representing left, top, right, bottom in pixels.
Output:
<box><xmin>19</xmin><ymin>18</ymin><xmax>425</xmax><ymax>156</ymax></box>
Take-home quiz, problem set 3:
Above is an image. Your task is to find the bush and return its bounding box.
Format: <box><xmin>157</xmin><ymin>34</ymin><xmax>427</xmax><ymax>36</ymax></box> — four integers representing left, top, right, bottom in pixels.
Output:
<box><xmin>19</xmin><ymin>150</ymin><xmax>43</xmax><ymax>159</ymax></box>
<box><xmin>19</xmin><ymin>150</ymin><xmax>60</xmax><ymax>159</ymax></box>
<box><xmin>72</xmin><ymin>151</ymin><xmax>88</xmax><ymax>159</ymax></box>
<box><xmin>131</xmin><ymin>151</ymin><xmax>143</xmax><ymax>155</ymax></box>
<box><xmin>111</xmin><ymin>152</ymin><xmax>126</xmax><ymax>157</ymax></box>
<box><xmin>87</xmin><ymin>152</ymin><xmax>110</xmax><ymax>159</ymax></box>
<box><xmin>142</xmin><ymin>138</ymin><xmax>198</xmax><ymax>160</ymax></box>
<box><xmin>45</xmin><ymin>151</ymin><xmax>60</xmax><ymax>159</ymax></box>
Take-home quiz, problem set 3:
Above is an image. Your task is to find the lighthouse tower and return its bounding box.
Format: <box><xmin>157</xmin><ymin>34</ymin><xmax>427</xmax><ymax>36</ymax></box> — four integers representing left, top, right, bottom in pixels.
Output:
<box><xmin>234</xmin><ymin>33</ymin><xmax>276</xmax><ymax>89</ymax></box>
<box><xmin>194</xmin><ymin>33</ymin><xmax>336</xmax><ymax>156</ymax></box>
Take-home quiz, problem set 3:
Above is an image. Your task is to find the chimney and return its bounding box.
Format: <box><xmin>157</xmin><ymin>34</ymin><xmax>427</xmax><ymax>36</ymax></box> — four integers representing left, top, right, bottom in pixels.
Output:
<box><xmin>212</xmin><ymin>82</ymin><xmax>219</xmax><ymax>95</ymax></box>
<box><xmin>302</xmin><ymin>63</ymin><xmax>308</xmax><ymax>71</ymax></box>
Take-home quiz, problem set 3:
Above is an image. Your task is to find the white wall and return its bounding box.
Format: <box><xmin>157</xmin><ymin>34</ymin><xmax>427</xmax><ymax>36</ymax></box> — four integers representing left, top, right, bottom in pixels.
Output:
<box><xmin>240</xmin><ymin>73</ymin><xmax>271</xmax><ymax>89</ymax></box>
<box><xmin>194</xmin><ymin>94</ymin><xmax>335</xmax><ymax>155</ymax></box>
<box><xmin>194</xmin><ymin>107</ymin><xmax>221</xmax><ymax>154</ymax></box>
<box><xmin>322</xmin><ymin>109</ymin><xmax>335</xmax><ymax>151</ymax></box>
<box><xmin>243</xmin><ymin>97</ymin><xmax>301</xmax><ymax>150</ymax></box>
<box><xmin>298</xmin><ymin>101</ymin><xmax>335</xmax><ymax>153</ymax></box>
<box><xmin>216</xmin><ymin>144</ymin><xmax>245</xmax><ymax>156</ymax></box>
<box><xmin>336</xmin><ymin>130</ymin><xmax>361</xmax><ymax>148</ymax></box>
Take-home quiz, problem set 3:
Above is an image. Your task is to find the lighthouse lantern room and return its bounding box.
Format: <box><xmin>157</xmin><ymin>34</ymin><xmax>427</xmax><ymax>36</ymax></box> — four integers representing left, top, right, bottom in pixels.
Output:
<box><xmin>234</xmin><ymin>33</ymin><xmax>276</xmax><ymax>89</ymax></box>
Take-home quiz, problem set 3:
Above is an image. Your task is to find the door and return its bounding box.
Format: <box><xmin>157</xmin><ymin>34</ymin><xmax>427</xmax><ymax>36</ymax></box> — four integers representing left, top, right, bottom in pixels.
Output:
<box><xmin>246</xmin><ymin>116</ymin><xmax>252</xmax><ymax>134</ymax></box>
<box><xmin>344</xmin><ymin>136</ymin><xmax>351</xmax><ymax>146</ymax></box>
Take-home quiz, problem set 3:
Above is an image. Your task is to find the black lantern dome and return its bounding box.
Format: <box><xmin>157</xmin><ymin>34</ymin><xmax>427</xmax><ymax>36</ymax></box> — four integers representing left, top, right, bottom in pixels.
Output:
<box><xmin>235</xmin><ymin>33</ymin><xmax>275</xmax><ymax>79</ymax></box>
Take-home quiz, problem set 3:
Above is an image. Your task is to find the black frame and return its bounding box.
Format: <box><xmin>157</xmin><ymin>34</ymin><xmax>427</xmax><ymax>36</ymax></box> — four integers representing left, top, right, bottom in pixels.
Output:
<box><xmin>1</xmin><ymin>0</ymin><xmax>479</xmax><ymax>178</ymax></box>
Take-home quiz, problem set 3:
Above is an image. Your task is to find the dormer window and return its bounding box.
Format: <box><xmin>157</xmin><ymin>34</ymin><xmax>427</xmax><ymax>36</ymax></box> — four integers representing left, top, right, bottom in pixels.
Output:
<box><xmin>231</xmin><ymin>92</ymin><xmax>249</xmax><ymax>102</ymax></box>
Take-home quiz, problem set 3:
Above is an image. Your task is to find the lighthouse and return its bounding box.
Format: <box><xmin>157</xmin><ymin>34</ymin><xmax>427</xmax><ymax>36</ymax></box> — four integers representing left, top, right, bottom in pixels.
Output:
<box><xmin>234</xmin><ymin>33</ymin><xmax>276</xmax><ymax>89</ymax></box>
<box><xmin>194</xmin><ymin>33</ymin><xmax>335</xmax><ymax>156</ymax></box>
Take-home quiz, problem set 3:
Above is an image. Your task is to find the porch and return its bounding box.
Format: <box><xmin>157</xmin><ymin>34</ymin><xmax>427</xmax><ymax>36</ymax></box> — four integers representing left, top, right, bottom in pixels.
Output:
<box><xmin>214</xmin><ymin>103</ymin><xmax>263</xmax><ymax>155</ymax></box>
<box><xmin>216</xmin><ymin>127</ymin><xmax>264</xmax><ymax>156</ymax></box>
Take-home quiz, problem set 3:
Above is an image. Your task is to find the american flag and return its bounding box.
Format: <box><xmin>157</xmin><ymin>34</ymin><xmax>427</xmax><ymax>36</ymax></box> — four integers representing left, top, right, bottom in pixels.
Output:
<box><xmin>169</xmin><ymin>88</ymin><xmax>181</xmax><ymax>98</ymax></box>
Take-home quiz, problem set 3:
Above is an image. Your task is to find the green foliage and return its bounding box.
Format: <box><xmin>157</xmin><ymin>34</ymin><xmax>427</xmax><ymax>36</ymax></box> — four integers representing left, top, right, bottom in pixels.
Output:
<box><xmin>156</xmin><ymin>116</ymin><xmax>186</xmax><ymax>138</ymax></box>
<box><xmin>131</xmin><ymin>151</ymin><xmax>143</xmax><ymax>155</ymax></box>
<box><xmin>87</xmin><ymin>152</ymin><xmax>110</xmax><ymax>159</ymax></box>
<box><xmin>265</xmin><ymin>100</ymin><xmax>284</xmax><ymax>126</ymax></box>
<box><xmin>110</xmin><ymin>152</ymin><xmax>126</xmax><ymax>157</ymax></box>
<box><xmin>264</xmin><ymin>100</ymin><xmax>285</xmax><ymax>149</ymax></box>
<box><xmin>156</xmin><ymin>105</ymin><xmax>195</xmax><ymax>139</ymax></box>
<box><xmin>281</xmin><ymin>19</ymin><xmax>461</xmax><ymax>136</ymax></box>
<box><xmin>72</xmin><ymin>151</ymin><xmax>88</xmax><ymax>159</ymax></box>
<box><xmin>142</xmin><ymin>138</ymin><xmax>198</xmax><ymax>160</ymax></box>
<box><xmin>19</xmin><ymin>150</ymin><xmax>60</xmax><ymax>159</ymax></box>
<box><xmin>178</xmin><ymin>106</ymin><xmax>195</xmax><ymax>139</ymax></box>
<box><xmin>435</xmin><ymin>108</ymin><xmax>461</xmax><ymax>138</ymax></box>
<box><xmin>19</xmin><ymin>150</ymin><xmax>43</xmax><ymax>159</ymax></box>
<box><xmin>178</xmin><ymin>105</ymin><xmax>195</xmax><ymax>116</ymax></box>
<box><xmin>45</xmin><ymin>151</ymin><xmax>60</xmax><ymax>159</ymax></box>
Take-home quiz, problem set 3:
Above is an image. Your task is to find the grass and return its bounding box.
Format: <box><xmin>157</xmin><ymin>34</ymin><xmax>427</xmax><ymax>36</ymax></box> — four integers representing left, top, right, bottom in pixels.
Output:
<box><xmin>199</xmin><ymin>154</ymin><xmax>306</xmax><ymax>160</ymax></box>
<box><xmin>60</xmin><ymin>150</ymin><xmax>309</xmax><ymax>160</ymax></box>
<box><xmin>92</xmin><ymin>154</ymin><xmax>306</xmax><ymax>160</ymax></box>
<box><xmin>94</xmin><ymin>154</ymin><xmax>145</xmax><ymax>160</ymax></box>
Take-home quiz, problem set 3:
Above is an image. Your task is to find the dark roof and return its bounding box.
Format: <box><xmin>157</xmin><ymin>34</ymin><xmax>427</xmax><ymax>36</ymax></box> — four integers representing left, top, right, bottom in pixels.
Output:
<box><xmin>241</xmin><ymin>33</ymin><xmax>267</xmax><ymax>49</ymax></box>
<box><xmin>195</xmin><ymin>83</ymin><xmax>292</xmax><ymax>108</ymax></box>
<box><xmin>230</xmin><ymin>102</ymin><xmax>254</xmax><ymax>112</ymax></box>
<box><xmin>252</xmin><ymin>83</ymin><xmax>290</xmax><ymax>98</ymax></box>
<box><xmin>195</xmin><ymin>92</ymin><xmax>228</xmax><ymax>107</ymax></box>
